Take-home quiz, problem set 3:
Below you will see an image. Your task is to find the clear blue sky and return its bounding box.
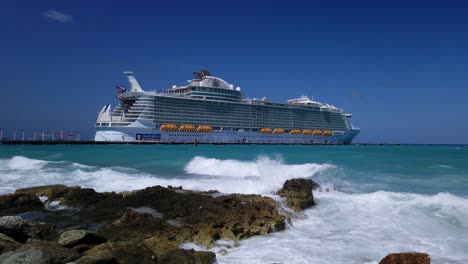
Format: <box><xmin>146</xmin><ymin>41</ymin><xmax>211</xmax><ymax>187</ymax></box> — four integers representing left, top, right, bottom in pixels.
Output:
<box><xmin>1</xmin><ymin>0</ymin><xmax>467</xmax><ymax>143</ymax></box>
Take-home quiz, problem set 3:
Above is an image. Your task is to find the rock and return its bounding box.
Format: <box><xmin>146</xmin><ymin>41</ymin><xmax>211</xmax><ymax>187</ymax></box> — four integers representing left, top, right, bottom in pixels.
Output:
<box><xmin>158</xmin><ymin>249</ymin><xmax>216</xmax><ymax>264</ymax></box>
<box><xmin>83</xmin><ymin>242</ymin><xmax>157</xmax><ymax>263</ymax></box>
<box><xmin>15</xmin><ymin>185</ymin><xmax>79</xmax><ymax>202</ymax></box>
<box><xmin>0</xmin><ymin>232</ymin><xmax>21</xmax><ymax>254</ymax></box>
<box><xmin>72</xmin><ymin>244</ymin><xmax>92</xmax><ymax>253</ymax></box>
<box><xmin>217</xmin><ymin>249</ymin><xmax>228</xmax><ymax>256</ymax></box>
<box><xmin>0</xmin><ymin>216</ymin><xmax>56</xmax><ymax>243</ymax></box>
<box><xmin>144</xmin><ymin>234</ymin><xmax>180</xmax><ymax>256</ymax></box>
<box><xmin>98</xmin><ymin>211</ymin><xmax>176</xmax><ymax>242</ymax></box>
<box><xmin>0</xmin><ymin>241</ymin><xmax>80</xmax><ymax>264</ymax></box>
<box><xmin>379</xmin><ymin>252</ymin><xmax>430</xmax><ymax>264</ymax></box>
<box><xmin>122</xmin><ymin>186</ymin><xmax>286</xmax><ymax>243</ymax></box>
<box><xmin>23</xmin><ymin>220</ymin><xmax>56</xmax><ymax>242</ymax></box>
<box><xmin>278</xmin><ymin>178</ymin><xmax>317</xmax><ymax>212</ymax></box>
<box><xmin>58</xmin><ymin>230</ymin><xmax>106</xmax><ymax>247</ymax></box>
<box><xmin>1</xmin><ymin>184</ymin><xmax>287</xmax><ymax>260</ymax></box>
<box><xmin>62</xmin><ymin>188</ymin><xmax>112</xmax><ymax>207</ymax></box>
<box><xmin>73</xmin><ymin>250</ymin><xmax>117</xmax><ymax>264</ymax></box>
<box><xmin>0</xmin><ymin>193</ymin><xmax>43</xmax><ymax>215</ymax></box>
<box><xmin>0</xmin><ymin>247</ymin><xmax>49</xmax><ymax>264</ymax></box>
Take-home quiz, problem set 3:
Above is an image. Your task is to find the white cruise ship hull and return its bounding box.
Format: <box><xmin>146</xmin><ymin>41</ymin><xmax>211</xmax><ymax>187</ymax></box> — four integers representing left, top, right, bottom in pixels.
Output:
<box><xmin>95</xmin><ymin>125</ymin><xmax>360</xmax><ymax>144</ymax></box>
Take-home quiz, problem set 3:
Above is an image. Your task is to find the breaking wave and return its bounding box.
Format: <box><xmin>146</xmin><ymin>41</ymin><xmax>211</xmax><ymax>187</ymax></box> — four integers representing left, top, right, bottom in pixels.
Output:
<box><xmin>184</xmin><ymin>156</ymin><xmax>334</xmax><ymax>194</ymax></box>
<box><xmin>0</xmin><ymin>155</ymin><xmax>333</xmax><ymax>195</ymax></box>
<box><xmin>1</xmin><ymin>155</ymin><xmax>468</xmax><ymax>263</ymax></box>
<box><xmin>213</xmin><ymin>190</ymin><xmax>468</xmax><ymax>264</ymax></box>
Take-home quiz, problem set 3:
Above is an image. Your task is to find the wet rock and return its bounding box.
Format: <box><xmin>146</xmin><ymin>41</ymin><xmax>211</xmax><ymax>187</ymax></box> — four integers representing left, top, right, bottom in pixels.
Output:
<box><xmin>84</xmin><ymin>242</ymin><xmax>157</xmax><ymax>263</ymax></box>
<box><xmin>62</xmin><ymin>188</ymin><xmax>115</xmax><ymax>207</ymax></box>
<box><xmin>58</xmin><ymin>230</ymin><xmax>107</xmax><ymax>248</ymax></box>
<box><xmin>278</xmin><ymin>178</ymin><xmax>317</xmax><ymax>212</ymax></box>
<box><xmin>98</xmin><ymin>211</ymin><xmax>176</xmax><ymax>242</ymax></box>
<box><xmin>0</xmin><ymin>193</ymin><xmax>43</xmax><ymax>215</ymax></box>
<box><xmin>123</xmin><ymin>186</ymin><xmax>286</xmax><ymax>243</ymax></box>
<box><xmin>379</xmin><ymin>252</ymin><xmax>430</xmax><ymax>264</ymax></box>
<box><xmin>1</xmin><ymin>184</ymin><xmax>287</xmax><ymax>262</ymax></box>
<box><xmin>158</xmin><ymin>249</ymin><xmax>216</xmax><ymax>264</ymax></box>
<box><xmin>0</xmin><ymin>216</ymin><xmax>55</xmax><ymax>243</ymax></box>
<box><xmin>0</xmin><ymin>247</ymin><xmax>49</xmax><ymax>264</ymax></box>
<box><xmin>72</xmin><ymin>244</ymin><xmax>92</xmax><ymax>254</ymax></box>
<box><xmin>0</xmin><ymin>232</ymin><xmax>21</xmax><ymax>254</ymax></box>
<box><xmin>15</xmin><ymin>185</ymin><xmax>79</xmax><ymax>202</ymax></box>
<box><xmin>144</xmin><ymin>234</ymin><xmax>180</xmax><ymax>256</ymax></box>
<box><xmin>73</xmin><ymin>250</ymin><xmax>117</xmax><ymax>264</ymax></box>
<box><xmin>0</xmin><ymin>241</ymin><xmax>80</xmax><ymax>264</ymax></box>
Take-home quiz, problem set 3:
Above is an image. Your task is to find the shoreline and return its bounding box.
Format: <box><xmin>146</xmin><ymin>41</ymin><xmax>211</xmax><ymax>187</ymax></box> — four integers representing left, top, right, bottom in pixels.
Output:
<box><xmin>1</xmin><ymin>139</ymin><xmax>404</xmax><ymax>146</ymax></box>
<box><xmin>0</xmin><ymin>180</ymin><xmax>431</xmax><ymax>264</ymax></box>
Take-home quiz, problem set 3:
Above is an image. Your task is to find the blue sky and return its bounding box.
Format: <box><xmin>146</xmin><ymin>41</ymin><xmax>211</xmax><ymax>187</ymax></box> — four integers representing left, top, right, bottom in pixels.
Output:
<box><xmin>1</xmin><ymin>0</ymin><xmax>467</xmax><ymax>143</ymax></box>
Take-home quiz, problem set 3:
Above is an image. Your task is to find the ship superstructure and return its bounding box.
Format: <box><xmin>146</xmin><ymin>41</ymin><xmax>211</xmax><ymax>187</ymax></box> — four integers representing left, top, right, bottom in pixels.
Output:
<box><xmin>95</xmin><ymin>71</ymin><xmax>360</xmax><ymax>143</ymax></box>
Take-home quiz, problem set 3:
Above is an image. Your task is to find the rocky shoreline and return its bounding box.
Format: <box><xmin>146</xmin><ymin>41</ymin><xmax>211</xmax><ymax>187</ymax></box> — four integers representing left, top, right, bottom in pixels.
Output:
<box><xmin>0</xmin><ymin>179</ymin><xmax>430</xmax><ymax>263</ymax></box>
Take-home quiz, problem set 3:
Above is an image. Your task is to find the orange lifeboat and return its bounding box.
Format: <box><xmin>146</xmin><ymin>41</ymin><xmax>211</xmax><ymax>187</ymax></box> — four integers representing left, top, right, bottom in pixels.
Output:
<box><xmin>260</xmin><ymin>128</ymin><xmax>272</xmax><ymax>134</ymax></box>
<box><xmin>323</xmin><ymin>130</ymin><xmax>333</xmax><ymax>136</ymax></box>
<box><xmin>302</xmin><ymin>129</ymin><xmax>313</xmax><ymax>135</ymax></box>
<box><xmin>179</xmin><ymin>124</ymin><xmax>196</xmax><ymax>132</ymax></box>
<box><xmin>197</xmin><ymin>125</ymin><xmax>213</xmax><ymax>132</ymax></box>
<box><xmin>273</xmin><ymin>128</ymin><xmax>285</xmax><ymax>134</ymax></box>
<box><xmin>313</xmin><ymin>130</ymin><xmax>323</xmax><ymax>135</ymax></box>
<box><xmin>160</xmin><ymin>124</ymin><xmax>178</xmax><ymax>131</ymax></box>
<box><xmin>290</xmin><ymin>129</ymin><xmax>301</xmax><ymax>135</ymax></box>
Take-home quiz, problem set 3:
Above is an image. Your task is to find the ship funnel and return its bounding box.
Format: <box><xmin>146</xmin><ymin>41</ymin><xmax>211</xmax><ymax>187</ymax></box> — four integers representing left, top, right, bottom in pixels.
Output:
<box><xmin>124</xmin><ymin>71</ymin><xmax>143</xmax><ymax>92</ymax></box>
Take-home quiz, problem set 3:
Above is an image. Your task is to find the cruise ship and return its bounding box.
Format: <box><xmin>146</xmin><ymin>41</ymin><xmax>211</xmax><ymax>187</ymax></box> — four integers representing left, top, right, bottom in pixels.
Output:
<box><xmin>95</xmin><ymin>71</ymin><xmax>360</xmax><ymax>144</ymax></box>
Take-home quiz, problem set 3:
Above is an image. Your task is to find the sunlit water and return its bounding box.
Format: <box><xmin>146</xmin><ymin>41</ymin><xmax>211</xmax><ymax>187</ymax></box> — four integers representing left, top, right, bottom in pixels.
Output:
<box><xmin>1</xmin><ymin>144</ymin><xmax>467</xmax><ymax>263</ymax></box>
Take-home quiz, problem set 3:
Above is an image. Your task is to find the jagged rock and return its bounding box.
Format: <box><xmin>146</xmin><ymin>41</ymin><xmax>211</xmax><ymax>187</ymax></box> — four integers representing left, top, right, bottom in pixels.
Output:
<box><xmin>0</xmin><ymin>232</ymin><xmax>21</xmax><ymax>254</ymax></box>
<box><xmin>15</xmin><ymin>185</ymin><xmax>79</xmax><ymax>202</ymax></box>
<box><xmin>58</xmin><ymin>230</ymin><xmax>107</xmax><ymax>247</ymax></box>
<box><xmin>83</xmin><ymin>242</ymin><xmax>157</xmax><ymax>263</ymax></box>
<box><xmin>379</xmin><ymin>252</ymin><xmax>430</xmax><ymax>264</ymax></box>
<box><xmin>62</xmin><ymin>188</ymin><xmax>116</xmax><ymax>207</ymax></box>
<box><xmin>98</xmin><ymin>211</ymin><xmax>176</xmax><ymax>242</ymax></box>
<box><xmin>0</xmin><ymin>216</ymin><xmax>55</xmax><ymax>243</ymax></box>
<box><xmin>0</xmin><ymin>248</ymin><xmax>49</xmax><ymax>264</ymax></box>
<box><xmin>158</xmin><ymin>249</ymin><xmax>216</xmax><ymax>264</ymax></box>
<box><xmin>0</xmin><ymin>241</ymin><xmax>80</xmax><ymax>264</ymax></box>
<box><xmin>122</xmin><ymin>186</ymin><xmax>286</xmax><ymax>243</ymax></box>
<box><xmin>0</xmin><ymin>192</ymin><xmax>43</xmax><ymax>215</ymax></box>
<box><xmin>0</xmin><ymin>184</ymin><xmax>287</xmax><ymax>262</ymax></box>
<box><xmin>144</xmin><ymin>234</ymin><xmax>180</xmax><ymax>256</ymax></box>
<box><xmin>72</xmin><ymin>250</ymin><xmax>117</xmax><ymax>264</ymax></box>
<box><xmin>72</xmin><ymin>244</ymin><xmax>92</xmax><ymax>253</ymax></box>
<box><xmin>278</xmin><ymin>178</ymin><xmax>317</xmax><ymax>212</ymax></box>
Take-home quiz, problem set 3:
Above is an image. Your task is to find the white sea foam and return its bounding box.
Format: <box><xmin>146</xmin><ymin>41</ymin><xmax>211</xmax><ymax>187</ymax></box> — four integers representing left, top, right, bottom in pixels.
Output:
<box><xmin>0</xmin><ymin>156</ymin><xmax>48</xmax><ymax>171</ymax></box>
<box><xmin>1</xmin><ymin>155</ymin><xmax>468</xmax><ymax>263</ymax></box>
<box><xmin>211</xmin><ymin>190</ymin><xmax>468</xmax><ymax>264</ymax></box>
<box><xmin>0</xmin><ymin>155</ymin><xmax>332</xmax><ymax>195</ymax></box>
<box><xmin>183</xmin><ymin>156</ymin><xmax>333</xmax><ymax>194</ymax></box>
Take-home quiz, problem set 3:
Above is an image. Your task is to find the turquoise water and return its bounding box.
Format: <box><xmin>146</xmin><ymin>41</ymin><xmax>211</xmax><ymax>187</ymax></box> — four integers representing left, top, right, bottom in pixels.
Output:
<box><xmin>1</xmin><ymin>144</ymin><xmax>467</xmax><ymax>263</ymax></box>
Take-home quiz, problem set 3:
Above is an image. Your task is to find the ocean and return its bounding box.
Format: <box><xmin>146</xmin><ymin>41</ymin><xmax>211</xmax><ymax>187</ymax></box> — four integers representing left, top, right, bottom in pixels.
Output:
<box><xmin>1</xmin><ymin>144</ymin><xmax>467</xmax><ymax>263</ymax></box>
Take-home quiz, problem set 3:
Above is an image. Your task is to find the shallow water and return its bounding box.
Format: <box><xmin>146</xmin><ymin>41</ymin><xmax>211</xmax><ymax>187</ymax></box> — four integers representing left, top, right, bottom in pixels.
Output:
<box><xmin>1</xmin><ymin>144</ymin><xmax>467</xmax><ymax>263</ymax></box>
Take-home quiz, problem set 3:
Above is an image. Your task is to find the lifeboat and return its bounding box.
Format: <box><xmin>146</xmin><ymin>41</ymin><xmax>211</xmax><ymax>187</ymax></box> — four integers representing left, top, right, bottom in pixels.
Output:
<box><xmin>323</xmin><ymin>130</ymin><xmax>333</xmax><ymax>136</ymax></box>
<box><xmin>160</xmin><ymin>124</ymin><xmax>178</xmax><ymax>131</ymax></box>
<box><xmin>273</xmin><ymin>128</ymin><xmax>285</xmax><ymax>134</ymax></box>
<box><xmin>290</xmin><ymin>129</ymin><xmax>301</xmax><ymax>135</ymax></box>
<box><xmin>260</xmin><ymin>128</ymin><xmax>272</xmax><ymax>134</ymax></box>
<box><xmin>302</xmin><ymin>129</ymin><xmax>313</xmax><ymax>135</ymax></box>
<box><xmin>197</xmin><ymin>125</ymin><xmax>213</xmax><ymax>132</ymax></box>
<box><xmin>313</xmin><ymin>130</ymin><xmax>323</xmax><ymax>135</ymax></box>
<box><xmin>179</xmin><ymin>124</ymin><xmax>196</xmax><ymax>132</ymax></box>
